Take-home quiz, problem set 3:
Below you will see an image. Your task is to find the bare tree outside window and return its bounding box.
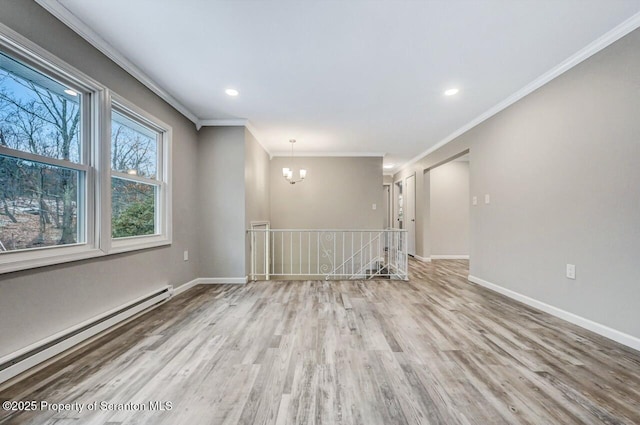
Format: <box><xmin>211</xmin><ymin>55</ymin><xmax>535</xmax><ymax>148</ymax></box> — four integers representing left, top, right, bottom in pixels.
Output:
<box><xmin>110</xmin><ymin>110</ymin><xmax>159</xmax><ymax>238</ymax></box>
<box><xmin>0</xmin><ymin>53</ymin><xmax>81</xmax><ymax>251</ymax></box>
<box><xmin>0</xmin><ymin>51</ymin><xmax>159</xmax><ymax>251</ymax></box>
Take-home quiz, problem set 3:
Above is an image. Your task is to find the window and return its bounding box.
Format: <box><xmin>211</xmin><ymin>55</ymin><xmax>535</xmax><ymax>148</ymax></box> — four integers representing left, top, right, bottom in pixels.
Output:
<box><xmin>0</xmin><ymin>48</ymin><xmax>92</xmax><ymax>261</ymax></box>
<box><xmin>109</xmin><ymin>97</ymin><xmax>171</xmax><ymax>251</ymax></box>
<box><xmin>0</xmin><ymin>28</ymin><xmax>171</xmax><ymax>273</ymax></box>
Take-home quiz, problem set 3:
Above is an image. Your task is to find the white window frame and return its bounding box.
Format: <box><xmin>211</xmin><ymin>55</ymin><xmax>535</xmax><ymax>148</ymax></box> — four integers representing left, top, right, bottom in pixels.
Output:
<box><xmin>0</xmin><ymin>24</ymin><xmax>105</xmax><ymax>273</ymax></box>
<box><xmin>107</xmin><ymin>93</ymin><xmax>172</xmax><ymax>254</ymax></box>
<box><xmin>0</xmin><ymin>23</ymin><xmax>172</xmax><ymax>274</ymax></box>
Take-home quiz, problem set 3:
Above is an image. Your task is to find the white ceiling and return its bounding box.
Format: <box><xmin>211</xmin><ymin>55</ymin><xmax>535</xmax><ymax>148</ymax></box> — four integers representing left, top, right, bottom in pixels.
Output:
<box><xmin>50</xmin><ymin>0</ymin><xmax>640</xmax><ymax>171</ymax></box>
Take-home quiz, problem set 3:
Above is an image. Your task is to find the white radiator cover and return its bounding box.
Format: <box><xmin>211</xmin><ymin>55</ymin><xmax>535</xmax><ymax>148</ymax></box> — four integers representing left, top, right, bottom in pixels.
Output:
<box><xmin>0</xmin><ymin>285</ymin><xmax>172</xmax><ymax>386</ymax></box>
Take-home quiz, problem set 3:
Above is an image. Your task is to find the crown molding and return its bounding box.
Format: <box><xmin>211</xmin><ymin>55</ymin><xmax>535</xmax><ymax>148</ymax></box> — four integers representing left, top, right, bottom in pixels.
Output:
<box><xmin>35</xmin><ymin>0</ymin><xmax>199</xmax><ymax>124</ymax></box>
<box><xmin>270</xmin><ymin>151</ymin><xmax>386</xmax><ymax>159</ymax></box>
<box><xmin>397</xmin><ymin>10</ymin><xmax>640</xmax><ymax>173</ymax></box>
<box><xmin>197</xmin><ymin>119</ymin><xmax>272</xmax><ymax>156</ymax></box>
<box><xmin>197</xmin><ymin>118</ymin><xmax>248</xmax><ymax>130</ymax></box>
<box><xmin>244</xmin><ymin>122</ymin><xmax>271</xmax><ymax>156</ymax></box>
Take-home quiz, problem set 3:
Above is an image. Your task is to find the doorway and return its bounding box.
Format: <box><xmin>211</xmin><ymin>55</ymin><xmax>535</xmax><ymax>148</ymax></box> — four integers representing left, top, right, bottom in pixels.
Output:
<box><xmin>405</xmin><ymin>174</ymin><xmax>416</xmax><ymax>256</ymax></box>
<box><xmin>394</xmin><ymin>180</ymin><xmax>403</xmax><ymax>229</ymax></box>
<box><xmin>383</xmin><ymin>184</ymin><xmax>391</xmax><ymax>228</ymax></box>
<box><xmin>395</xmin><ymin>175</ymin><xmax>416</xmax><ymax>256</ymax></box>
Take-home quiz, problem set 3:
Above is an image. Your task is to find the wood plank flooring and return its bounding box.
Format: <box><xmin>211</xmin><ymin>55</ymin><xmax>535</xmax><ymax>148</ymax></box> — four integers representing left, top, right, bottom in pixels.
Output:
<box><xmin>1</xmin><ymin>259</ymin><xmax>640</xmax><ymax>424</ymax></box>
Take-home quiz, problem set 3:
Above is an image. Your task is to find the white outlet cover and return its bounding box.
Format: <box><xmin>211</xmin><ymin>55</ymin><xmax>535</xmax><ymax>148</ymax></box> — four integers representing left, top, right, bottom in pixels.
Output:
<box><xmin>372</xmin><ymin>203</ymin><xmax>377</xmax><ymax>210</ymax></box>
<box><xmin>184</xmin><ymin>250</ymin><xmax>189</xmax><ymax>261</ymax></box>
<box><xmin>472</xmin><ymin>196</ymin><xmax>478</xmax><ymax>205</ymax></box>
<box><xmin>485</xmin><ymin>194</ymin><xmax>490</xmax><ymax>204</ymax></box>
<box><xmin>566</xmin><ymin>264</ymin><xmax>576</xmax><ymax>279</ymax></box>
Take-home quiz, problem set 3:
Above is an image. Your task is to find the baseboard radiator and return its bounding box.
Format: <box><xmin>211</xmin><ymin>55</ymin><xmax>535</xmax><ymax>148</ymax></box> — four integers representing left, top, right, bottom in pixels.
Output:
<box><xmin>0</xmin><ymin>285</ymin><xmax>173</xmax><ymax>386</ymax></box>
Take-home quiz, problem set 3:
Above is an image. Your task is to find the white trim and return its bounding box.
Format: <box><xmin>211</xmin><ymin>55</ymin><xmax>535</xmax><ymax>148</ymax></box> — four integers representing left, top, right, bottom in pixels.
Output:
<box><xmin>0</xmin><ymin>247</ymin><xmax>104</xmax><ymax>274</ymax></box>
<box><xmin>109</xmin><ymin>237</ymin><xmax>171</xmax><ymax>254</ymax></box>
<box><xmin>270</xmin><ymin>151</ymin><xmax>385</xmax><ymax>158</ymax></box>
<box><xmin>431</xmin><ymin>255</ymin><xmax>469</xmax><ymax>260</ymax></box>
<box><xmin>197</xmin><ymin>118</ymin><xmax>248</xmax><ymax>129</ymax></box>
<box><xmin>0</xmin><ymin>285</ymin><xmax>171</xmax><ymax>385</ymax></box>
<box><xmin>109</xmin><ymin>92</ymin><xmax>173</xmax><ymax>251</ymax></box>
<box><xmin>413</xmin><ymin>255</ymin><xmax>431</xmax><ymax>263</ymax></box>
<box><xmin>0</xmin><ymin>146</ymin><xmax>88</xmax><ymax>172</ymax></box>
<box><xmin>0</xmin><ymin>24</ymin><xmax>107</xmax><ymax>274</ymax></box>
<box><xmin>111</xmin><ymin>170</ymin><xmax>160</xmax><ymax>186</ymax></box>
<box><xmin>198</xmin><ymin>119</ymin><xmax>272</xmax><ymax>157</ymax></box>
<box><xmin>397</xmin><ymin>11</ymin><xmax>640</xmax><ymax>173</ymax></box>
<box><xmin>468</xmin><ymin>275</ymin><xmax>640</xmax><ymax>352</ymax></box>
<box><xmin>30</xmin><ymin>2</ymin><xmax>640</xmax><ymax>159</ymax></box>
<box><xmin>173</xmin><ymin>278</ymin><xmax>200</xmax><ymax>296</ymax></box>
<box><xmin>34</xmin><ymin>0</ymin><xmax>199</xmax><ymax>124</ymax></box>
<box><xmin>198</xmin><ymin>276</ymin><xmax>248</xmax><ymax>285</ymax></box>
<box><xmin>244</xmin><ymin>122</ymin><xmax>271</xmax><ymax>157</ymax></box>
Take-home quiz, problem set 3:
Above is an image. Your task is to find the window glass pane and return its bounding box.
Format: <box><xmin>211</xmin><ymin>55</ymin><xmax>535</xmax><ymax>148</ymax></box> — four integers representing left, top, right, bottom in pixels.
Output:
<box><xmin>0</xmin><ymin>51</ymin><xmax>81</xmax><ymax>163</ymax></box>
<box><xmin>111</xmin><ymin>177</ymin><xmax>157</xmax><ymax>238</ymax></box>
<box><xmin>111</xmin><ymin>110</ymin><xmax>157</xmax><ymax>179</ymax></box>
<box><xmin>0</xmin><ymin>154</ymin><xmax>81</xmax><ymax>251</ymax></box>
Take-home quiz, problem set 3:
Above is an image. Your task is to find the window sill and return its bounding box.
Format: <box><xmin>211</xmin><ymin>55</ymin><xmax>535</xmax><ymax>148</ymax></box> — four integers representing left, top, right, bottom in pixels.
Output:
<box><xmin>0</xmin><ymin>245</ymin><xmax>104</xmax><ymax>275</ymax></box>
<box><xmin>0</xmin><ymin>236</ymin><xmax>171</xmax><ymax>275</ymax></box>
<box><xmin>109</xmin><ymin>235</ymin><xmax>171</xmax><ymax>254</ymax></box>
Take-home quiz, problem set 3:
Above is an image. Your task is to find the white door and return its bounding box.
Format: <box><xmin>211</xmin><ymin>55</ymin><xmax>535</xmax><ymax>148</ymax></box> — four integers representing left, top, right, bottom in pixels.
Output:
<box><xmin>405</xmin><ymin>174</ymin><xmax>416</xmax><ymax>256</ymax></box>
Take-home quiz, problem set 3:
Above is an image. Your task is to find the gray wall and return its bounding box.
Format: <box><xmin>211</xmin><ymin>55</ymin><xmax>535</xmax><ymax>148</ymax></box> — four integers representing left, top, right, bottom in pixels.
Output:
<box><xmin>244</xmin><ymin>128</ymin><xmax>270</xmax><ymax>275</ymax></box>
<box><xmin>395</xmin><ymin>29</ymin><xmax>640</xmax><ymax>339</ymax></box>
<box><xmin>430</xmin><ymin>161</ymin><xmax>470</xmax><ymax>256</ymax></box>
<box><xmin>270</xmin><ymin>157</ymin><xmax>384</xmax><ymax>229</ymax></box>
<box><xmin>0</xmin><ymin>1</ymin><xmax>200</xmax><ymax>358</ymax></box>
<box><xmin>197</xmin><ymin>126</ymin><xmax>246</xmax><ymax>278</ymax></box>
<box><xmin>197</xmin><ymin>126</ymin><xmax>270</xmax><ymax>279</ymax></box>
<box><xmin>421</xmin><ymin>171</ymin><xmax>431</xmax><ymax>260</ymax></box>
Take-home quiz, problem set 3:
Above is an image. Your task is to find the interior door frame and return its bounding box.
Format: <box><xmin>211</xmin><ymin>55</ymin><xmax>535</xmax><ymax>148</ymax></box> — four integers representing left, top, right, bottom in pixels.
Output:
<box><xmin>383</xmin><ymin>183</ymin><xmax>392</xmax><ymax>229</ymax></box>
<box><xmin>404</xmin><ymin>173</ymin><xmax>416</xmax><ymax>256</ymax></box>
<box><xmin>393</xmin><ymin>178</ymin><xmax>403</xmax><ymax>229</ymax></box>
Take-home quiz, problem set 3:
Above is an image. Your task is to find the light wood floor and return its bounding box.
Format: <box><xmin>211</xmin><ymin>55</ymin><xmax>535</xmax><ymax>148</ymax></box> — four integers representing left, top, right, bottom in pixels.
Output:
<box><xmin>1</xmin><ymin>259</ymin><xmax>640</xmax><ymax>425</ymax></box>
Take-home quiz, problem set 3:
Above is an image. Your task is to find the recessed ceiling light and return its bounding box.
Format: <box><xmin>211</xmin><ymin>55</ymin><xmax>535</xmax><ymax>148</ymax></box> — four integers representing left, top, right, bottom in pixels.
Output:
<box><xmin>225</xmin><ymin>88</ymin><xmax>239</xmax><ymax>96</ymax></box>
<box><xmin>383</xmin><ymin>164</ymin><xmax>395</xmax><ymax>169</ymax></box>
<box><xmin>64</xmin><ymin>89</ymin><xmax>78</xmax><ymax>96</ymax></box>
<box><xmin>444</xmin><ymin>88</ymin><xmax>459</xmax><ymax>96</ymax></box>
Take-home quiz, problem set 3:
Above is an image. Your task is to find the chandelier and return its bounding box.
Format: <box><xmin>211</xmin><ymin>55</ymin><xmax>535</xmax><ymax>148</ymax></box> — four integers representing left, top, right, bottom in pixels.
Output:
<box><xmin>282</xmin><ymin>139</ymin><xmax>307</xmax><ymax>184</ymax></box>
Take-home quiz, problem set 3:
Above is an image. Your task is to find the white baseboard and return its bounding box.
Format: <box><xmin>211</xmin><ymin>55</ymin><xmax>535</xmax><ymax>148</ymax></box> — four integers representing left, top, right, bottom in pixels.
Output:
<box><xmin>0</xmin><ymin>274</ymin><xmax>244</xmax><ymax>388</ymax></box>
<box><xmin>468</xmin><ymin>275</ymin><xmax>640</xmax><ymax>352</ymax></box>
<box><xmin>173</xmin><ymin>278</ymin><xmax>200</xmax><ymax>296</ymax></box>
<box><xmin>431</xmin><ymin>255</ymin><xmax>469</xmax><ymax>260</ymax></box>
<box><xmin>413</xmin><ymin>255</ymin><xmax>431</xmax><ymax>262</ymax></box>
<box><xmin>199</xmin><ymin>276</ymin><xmax>248</xmax><ymax>285</ymax></box>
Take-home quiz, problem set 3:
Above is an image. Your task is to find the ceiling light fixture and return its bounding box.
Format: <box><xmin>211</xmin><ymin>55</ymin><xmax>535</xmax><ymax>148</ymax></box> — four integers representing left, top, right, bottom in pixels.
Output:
<box><xmin>225</xmin><ymin>88</ymin><xmax>239</xmax><ymax>96</ymax></box>
<box><xmin>444</xmin><ymin>88</ymin><xmax>459</xmax><ymax>96</ymax></box>
<box><xmin>383</xmin><ymin>164</ymin><xmax>395</xmax><ymax>169</ymax></box>
<box><xmin>64</xmin><ymin>89</ymin><xmax>78</xmax><ymax>96</ymax></box>
<box><xmin>282</xmin><ymin>139</ymin><xmax>307</xmax><ymax>185</ymax></box>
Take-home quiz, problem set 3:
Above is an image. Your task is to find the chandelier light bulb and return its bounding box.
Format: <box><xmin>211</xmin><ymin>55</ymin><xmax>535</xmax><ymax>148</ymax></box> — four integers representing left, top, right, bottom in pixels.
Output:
<box><xmin>283</xmin><ymin>139</ymin><xmax>307</xmax><ymax>184</ymax></box>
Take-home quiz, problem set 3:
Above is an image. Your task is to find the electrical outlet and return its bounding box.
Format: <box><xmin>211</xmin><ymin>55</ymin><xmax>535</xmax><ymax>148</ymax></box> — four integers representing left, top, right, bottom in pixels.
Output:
<box><xmin>372</xmin><ymin>203</ymin><xmax>377</xmax><ymax>210</ymax></box>
<box><xmin>472</xmin><ymin>196</ymin><xmax>477</xmax><ymax>206</ymax></box>
<box><xmin>566</xmin><ymin>264</ymin><xmax>576</xmax><ymax>279</ymax></box>
<box><xmin>183</xmin><ymin>250</ymin><xmax>189</xmax><ymax>261</ymax></box>
<box><xmin>485</xmin><ymin>194</ymin><xmax>491</xmax><ymax>204</ymax></box>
